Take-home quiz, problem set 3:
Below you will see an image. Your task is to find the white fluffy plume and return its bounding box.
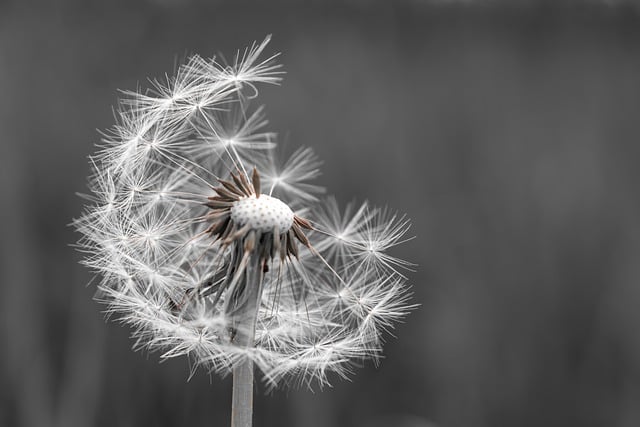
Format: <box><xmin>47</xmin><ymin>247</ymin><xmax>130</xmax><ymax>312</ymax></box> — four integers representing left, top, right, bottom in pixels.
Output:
<box><xmin>75</xmin><ymin>36</ymin><xmax>414</xmax><ymax>387</ymax></box>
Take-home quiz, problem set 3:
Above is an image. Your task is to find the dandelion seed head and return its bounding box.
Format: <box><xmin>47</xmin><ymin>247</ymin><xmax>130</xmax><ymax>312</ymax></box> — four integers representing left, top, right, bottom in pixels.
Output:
<box><xmin>74</xmin><ymin>36</ymin><xmax>415</xmax><ymax>387</ymax></box>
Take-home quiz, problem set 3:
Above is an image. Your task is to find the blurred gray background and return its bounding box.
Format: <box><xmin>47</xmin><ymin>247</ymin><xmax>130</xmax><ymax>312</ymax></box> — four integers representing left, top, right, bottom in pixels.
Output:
<box><xmin>2</xmin><ymin>0</ymin><xmax>640</xmax><ymax>426</ymax></box>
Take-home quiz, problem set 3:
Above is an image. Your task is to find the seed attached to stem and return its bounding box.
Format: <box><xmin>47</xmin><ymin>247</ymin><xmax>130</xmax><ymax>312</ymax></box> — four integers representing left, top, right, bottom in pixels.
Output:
<box><xmin>74</xmin><ymin>37</ymin><xmax>414</xmax><ymax>395</ymax></box>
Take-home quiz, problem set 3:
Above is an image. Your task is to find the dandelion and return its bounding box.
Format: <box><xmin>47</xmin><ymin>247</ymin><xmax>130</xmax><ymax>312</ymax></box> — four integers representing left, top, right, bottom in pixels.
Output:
<box><xmin>74</xmin><ymin>36</ymin><xmax>414</xmax><ymax>427</ymax></box>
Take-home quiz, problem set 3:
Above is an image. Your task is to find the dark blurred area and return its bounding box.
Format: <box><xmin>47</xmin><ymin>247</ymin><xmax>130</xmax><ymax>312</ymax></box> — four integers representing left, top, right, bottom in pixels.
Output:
<box><xmin>2</xmin><ymin>1</ymin><xmax>640</xmax><ymax>426</ymax></box>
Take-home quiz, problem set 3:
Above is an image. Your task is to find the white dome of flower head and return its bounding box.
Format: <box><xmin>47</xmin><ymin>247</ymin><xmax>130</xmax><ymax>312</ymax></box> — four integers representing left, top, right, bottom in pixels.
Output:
<box><xmin>230</xmin><ymin>195</ymin><xmax>294</xmax><ymax>235</ymax></box>
<box><xmin>74</xmin><ymin>36</ymin><xmax>415</xmax><ymax>388</ymax></box>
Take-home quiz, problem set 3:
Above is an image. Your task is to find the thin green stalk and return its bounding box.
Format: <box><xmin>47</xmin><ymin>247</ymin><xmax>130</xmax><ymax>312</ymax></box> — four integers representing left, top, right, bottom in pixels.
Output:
<box><xmin>231</xmin><ymin>253</ymin><xmax>263</xmax><ymax>427</ymax></box>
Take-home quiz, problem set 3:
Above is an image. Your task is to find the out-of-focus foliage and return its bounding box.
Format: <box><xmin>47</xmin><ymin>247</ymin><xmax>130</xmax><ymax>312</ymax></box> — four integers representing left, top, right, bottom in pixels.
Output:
<box><xmin>2</xmin><ymin>1</ymin><xmax>640</xmax><ymax>426</ymax></box>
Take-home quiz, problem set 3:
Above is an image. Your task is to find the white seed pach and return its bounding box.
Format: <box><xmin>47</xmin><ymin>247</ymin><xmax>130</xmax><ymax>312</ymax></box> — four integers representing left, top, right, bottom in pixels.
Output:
<box><xmin>231</xmin><ymin>195</ymin><xmax>294</xmax><ymax>234</ymax></box>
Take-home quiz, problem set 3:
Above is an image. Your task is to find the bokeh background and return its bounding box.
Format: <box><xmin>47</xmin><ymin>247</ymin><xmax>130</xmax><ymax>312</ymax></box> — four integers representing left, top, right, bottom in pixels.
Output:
<box><xmin>2</xmin><ymin>1</ymin><xmax>640</xmax><ymax>426</ymax></box>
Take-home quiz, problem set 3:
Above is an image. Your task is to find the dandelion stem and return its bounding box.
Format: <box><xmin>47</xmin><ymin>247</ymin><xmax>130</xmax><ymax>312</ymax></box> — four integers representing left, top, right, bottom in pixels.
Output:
<box><xmin>231</xmin><ymin>252</ymin><xmax>263</xmax><ymax>427</ymax></box>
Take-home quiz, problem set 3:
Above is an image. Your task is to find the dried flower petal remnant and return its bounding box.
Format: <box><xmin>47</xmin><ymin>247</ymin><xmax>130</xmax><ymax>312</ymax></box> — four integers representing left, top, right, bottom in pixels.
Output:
<box><xmin>75</xmin><ymin>36</ymin><xmax>414</xmax><ymax>386</ymax></box>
